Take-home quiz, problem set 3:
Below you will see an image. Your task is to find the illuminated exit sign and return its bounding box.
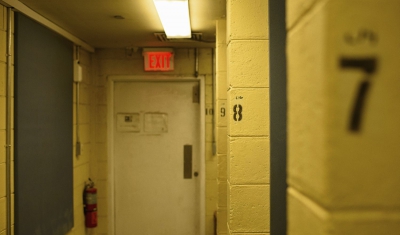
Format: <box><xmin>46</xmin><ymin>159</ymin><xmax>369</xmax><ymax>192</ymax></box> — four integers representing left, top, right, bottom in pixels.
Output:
<box><xmin>143</xmin><ymin>48</ymin><xmax>174</xmax><ymax>71</ymax></box>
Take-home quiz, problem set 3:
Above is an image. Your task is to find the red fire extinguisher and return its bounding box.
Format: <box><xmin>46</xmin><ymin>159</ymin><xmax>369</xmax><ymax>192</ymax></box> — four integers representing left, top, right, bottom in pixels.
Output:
<box><xmin>84</xmin><ymin>178</ymin><xmax>98</xmax><ymax>228</ymax></box>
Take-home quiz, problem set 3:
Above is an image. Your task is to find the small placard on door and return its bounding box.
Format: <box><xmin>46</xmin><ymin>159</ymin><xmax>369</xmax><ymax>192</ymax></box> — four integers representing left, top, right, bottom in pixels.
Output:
<box><xmin>144</xmin><ymin>113</ymin><xmax>168</xmax><ymax>133</ymax></box>
<box><xmin>117</xmin><ymin>113</ymin><xmax>140</xmax><ymax>132</ymax></box>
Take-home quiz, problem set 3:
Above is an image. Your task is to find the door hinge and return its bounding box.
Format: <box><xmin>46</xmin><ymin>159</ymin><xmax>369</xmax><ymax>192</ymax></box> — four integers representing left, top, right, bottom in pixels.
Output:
<box><xmin>193</xmin><ymin>84</ymin><xmax>200</xmax><ymax>103</ymax></box>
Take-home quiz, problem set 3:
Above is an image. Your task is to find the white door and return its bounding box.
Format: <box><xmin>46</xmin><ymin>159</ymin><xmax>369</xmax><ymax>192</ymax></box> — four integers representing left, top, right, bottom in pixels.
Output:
<box><xmin>113</xmin><ymin>80</ymin><xmax>201</xmax><ymax>235</ymax></box>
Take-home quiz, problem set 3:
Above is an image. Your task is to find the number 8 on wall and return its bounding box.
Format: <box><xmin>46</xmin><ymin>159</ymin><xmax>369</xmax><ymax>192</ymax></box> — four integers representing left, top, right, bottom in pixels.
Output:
<box><xmin>233</xmin><ymin>104</ymin><xmax>243</xmax><ymax>121</ymax></box>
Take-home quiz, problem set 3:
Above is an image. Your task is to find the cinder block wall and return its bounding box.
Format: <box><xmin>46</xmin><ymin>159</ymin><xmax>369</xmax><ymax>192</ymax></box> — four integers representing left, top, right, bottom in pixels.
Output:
<box><xmin>216</xmin><ymin>19</ymin><xmax>228</xmax><ymax>235</ymax></box>
<box><xmin>287</xmin><ymin>0</ymin><xmax>400</xmax><ymax>234</ymax></box>
<box><xmin>89</xmin><ymin>49</ymin><xmax>108</xmax><ymax>235</ymax></box>
<box><xmin>67</xmin><ymin>48</ymin><xmax>96</xmax><ymax>235</ymax></box>
<box><xmin>93</xmin><ymin>48</ymin><xmax>217</xmax><ymax>235</ymax></box>
<box><xmin>0</xmin><ymin>5</ymin><xmax>12</xmax><ymax>235</ymax></box>
<box><xmin>226</xmin><ymin>0</ymin><xmax>270</xmax><ymax>234</ymax></box>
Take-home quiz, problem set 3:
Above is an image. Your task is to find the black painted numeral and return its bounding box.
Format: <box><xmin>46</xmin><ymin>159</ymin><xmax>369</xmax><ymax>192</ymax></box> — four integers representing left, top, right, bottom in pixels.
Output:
<box><xmin>340</xmin><ymin>57</ymin><xmax>377</xmax><ymax>132</ymax></box>
<box><xmin>221</xmin><ymin>108</ymin><xmax>226</xmax><ymax>117</ymax></box>
<box><xmin>233</xmin><ymin>104</ymin><xmax>243</xmax><ymax>121</ymax></box>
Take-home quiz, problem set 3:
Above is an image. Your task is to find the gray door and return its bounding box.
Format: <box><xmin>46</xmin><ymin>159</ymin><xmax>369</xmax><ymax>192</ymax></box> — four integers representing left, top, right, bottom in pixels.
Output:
<box><xmin>113</xmin><ymin>81</ymin><xmax>201</xmax><ymax>235</ymax></box>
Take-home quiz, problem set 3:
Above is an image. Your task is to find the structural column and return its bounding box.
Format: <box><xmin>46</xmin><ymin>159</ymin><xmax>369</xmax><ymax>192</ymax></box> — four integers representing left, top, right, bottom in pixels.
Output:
<box><xmin>226</xmin><ymin>0</ymin><xmax>270</xmax><ymax>234</ymax></box>
<box><xmin>287</xmin><ymin>0</ymin><xmax>400</xmax><ymax>234</ymax></box>
<box><xmin>216</xmin><ymin>19</ymin><xmax>228</xmax><ymax>235</ymax></box>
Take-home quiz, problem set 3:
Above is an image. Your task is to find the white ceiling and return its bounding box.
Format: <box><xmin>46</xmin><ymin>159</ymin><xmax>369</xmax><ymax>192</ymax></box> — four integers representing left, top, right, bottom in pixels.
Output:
<box><xmin>16</xmin><ymin>0</ymin><xmax>226</xmax><ymax>49</ymax></box>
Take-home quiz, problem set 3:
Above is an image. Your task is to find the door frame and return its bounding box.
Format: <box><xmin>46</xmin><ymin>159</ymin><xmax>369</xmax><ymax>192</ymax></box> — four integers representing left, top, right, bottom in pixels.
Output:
<box><xmin>107</xmin><ymin>75</ymin><xmax>206</xmax><ymax>235</ymax></box>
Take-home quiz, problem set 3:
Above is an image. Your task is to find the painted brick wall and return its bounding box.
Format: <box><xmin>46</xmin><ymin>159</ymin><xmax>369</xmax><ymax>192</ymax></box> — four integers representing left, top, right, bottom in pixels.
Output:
<box><xmin>226</xmin><ymin>0</ymin><xmax>270</xmax><ymax>234</ymax></box>
<box><xmin>287</xmin><ymin>0</ymin><xmax>400</xmax><ymax>234</ymax></box>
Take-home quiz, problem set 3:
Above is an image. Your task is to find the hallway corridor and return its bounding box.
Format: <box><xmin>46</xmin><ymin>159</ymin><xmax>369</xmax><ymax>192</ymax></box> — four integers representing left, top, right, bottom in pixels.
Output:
<box><xmin>1</xmin><ymin>0</ymin><xmax>400</xmax><ymax>235</ymax></box>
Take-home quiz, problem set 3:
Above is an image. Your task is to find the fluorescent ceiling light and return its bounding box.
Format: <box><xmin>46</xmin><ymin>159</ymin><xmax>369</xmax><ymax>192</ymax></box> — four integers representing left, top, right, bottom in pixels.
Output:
<box><xmin>153</xmin><ymin>0</ymin><xmax>192</xmax><ymax>38</ymax></box>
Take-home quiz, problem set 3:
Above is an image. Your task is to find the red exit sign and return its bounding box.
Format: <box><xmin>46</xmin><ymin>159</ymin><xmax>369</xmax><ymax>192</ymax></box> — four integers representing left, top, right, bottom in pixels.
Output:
<box><xmin>143</xmin><ymin>48</ymin><xmax>174</xmax><ymax>71</ymax></box>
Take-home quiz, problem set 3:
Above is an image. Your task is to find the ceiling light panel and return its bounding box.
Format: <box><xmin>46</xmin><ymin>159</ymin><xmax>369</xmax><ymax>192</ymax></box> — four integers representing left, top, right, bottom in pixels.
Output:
<box><xmin>153</xmin><ymin>0</ymin><xmax>192</xmax><ymax>38</ymax></box>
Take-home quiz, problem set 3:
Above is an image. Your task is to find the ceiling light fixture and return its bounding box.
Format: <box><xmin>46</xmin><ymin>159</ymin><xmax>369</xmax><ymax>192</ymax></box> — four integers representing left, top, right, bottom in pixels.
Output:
<box><xmin>153</xmin><ymin>0</ymin><xmax>192</xmax><ymax>39</ymax></box>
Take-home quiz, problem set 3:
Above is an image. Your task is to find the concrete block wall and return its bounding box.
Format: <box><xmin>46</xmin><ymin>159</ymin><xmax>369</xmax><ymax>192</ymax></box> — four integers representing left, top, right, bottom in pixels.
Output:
<box><xmin>216</xmin><ymin>19</ymin><xmax>228</xmax><ymax>235</ymax></box>
<box><xmin>0</xmin><ymin>5</ymin><xmax>13</xmax><ymax>235</ymax></box>
<box><xmin>67</xmin><ymin>48</ymin><xmax>96</xmax><ymax>235</ymax></box>
<box><xmin>94</xmin><ymin>48</ymin><xmax>216</xmax><ymax>235</ymax></box>
<box><xmin>287</xmin><ymin>0</ymin><xmax>400</xmax><ymax>234</ymax></box>
<box><xmin>226</xmin><ymin>0</ymin><xmax>270</xmax><ymax>234</ymax></box>
<box><xmin>89</xmin><ymin>50</ymin><xmax>108</xmax><ymax>235</ymax></box>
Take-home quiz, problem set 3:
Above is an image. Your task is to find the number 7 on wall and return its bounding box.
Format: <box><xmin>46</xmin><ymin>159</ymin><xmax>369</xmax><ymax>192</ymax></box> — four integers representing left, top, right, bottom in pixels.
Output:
<box><xmin>340</xmin><ymin>57</ymin><xmax>377</xmax><ymax>132</ymax></box>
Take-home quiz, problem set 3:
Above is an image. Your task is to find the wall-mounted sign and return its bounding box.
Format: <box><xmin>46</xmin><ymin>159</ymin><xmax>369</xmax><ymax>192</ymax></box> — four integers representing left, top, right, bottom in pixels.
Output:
<box><xmin>143</xmin><ymin>48</ymin><xmax>174</xmax><ymax>71</ymax></box>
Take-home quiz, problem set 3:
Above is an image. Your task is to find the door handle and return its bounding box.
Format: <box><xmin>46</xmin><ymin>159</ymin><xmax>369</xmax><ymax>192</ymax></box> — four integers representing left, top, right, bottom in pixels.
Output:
<box><xmin>183</xmin><ymin>145</ymin><xmax>192</xmax><ymax>179</ymax></box>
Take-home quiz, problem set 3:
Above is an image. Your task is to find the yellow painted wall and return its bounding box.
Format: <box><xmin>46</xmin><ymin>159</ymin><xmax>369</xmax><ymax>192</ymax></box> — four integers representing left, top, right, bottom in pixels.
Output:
<box><xmin>287</xmin><ymin>0</ymin><xmax>400</xmax><ymax>234</ymax></box>
<box><xmin>66</xmin><ymin>48</ymin><xmax>97</xmax><ymax>235</ymax></box>
<box><xmin>226</xmin><ymin>0</ymin><xmax>270</xmax><ymax>234</ymax></box>
<box><xmin>0</xmin><ymin>5</ymin><xmax>13</xmax><ymax>235</ymax></box>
